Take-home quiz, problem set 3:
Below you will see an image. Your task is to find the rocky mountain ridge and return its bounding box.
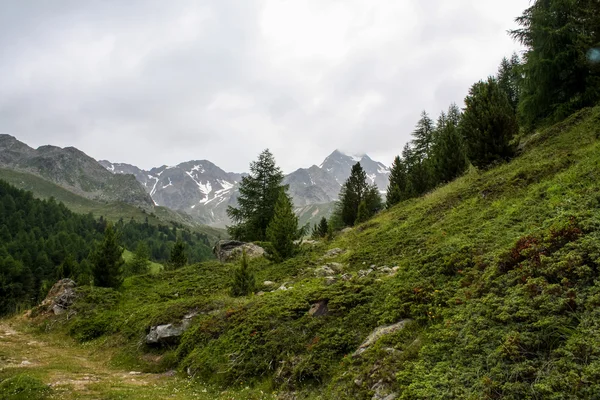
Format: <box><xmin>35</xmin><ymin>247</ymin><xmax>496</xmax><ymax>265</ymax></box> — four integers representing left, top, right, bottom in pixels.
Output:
<box><xmin>0</xmin><ymin>134</ymin><xmax>154</xmax><ymax>207</ymax></box>
<box><xmin>101</xmin><ymin>149</ymin><xmax>390</xmax><ymax>227</ymax></box>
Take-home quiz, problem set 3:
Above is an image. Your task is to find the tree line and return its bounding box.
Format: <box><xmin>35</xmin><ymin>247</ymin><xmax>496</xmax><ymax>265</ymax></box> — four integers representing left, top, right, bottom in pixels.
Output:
<box><xmin>0</xmin><ymin>180</ymin><xmax>212</xmax><ymax>315</ymax></box>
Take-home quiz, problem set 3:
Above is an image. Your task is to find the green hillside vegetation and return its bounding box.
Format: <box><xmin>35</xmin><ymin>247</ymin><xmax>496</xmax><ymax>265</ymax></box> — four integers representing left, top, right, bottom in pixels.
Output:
<box><xmin>0</xmin><ymin>181</ymin><xmax>216</xmax><ymax>315</ymax></box>
<box><xmin>19</xmin><ymin>105</ymin><xmax>600</xmax><ymax>398</ymax></box>
<box><xmin>0</xmin><ymin>167</ymin><xmax>224</xmax><ymax>240</ymax></box>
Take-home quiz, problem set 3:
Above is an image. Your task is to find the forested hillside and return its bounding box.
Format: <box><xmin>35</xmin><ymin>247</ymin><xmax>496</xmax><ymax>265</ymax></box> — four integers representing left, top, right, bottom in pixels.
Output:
<box><xmin>0</xmin><ymin>180</ymin><xmax>214</xmax><ymax>316</ymax></box>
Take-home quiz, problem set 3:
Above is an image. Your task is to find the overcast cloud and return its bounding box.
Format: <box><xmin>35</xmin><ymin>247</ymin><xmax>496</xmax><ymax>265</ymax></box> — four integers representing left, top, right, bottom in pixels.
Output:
<box><xmin>0</xmin><ymin>0</ymin><xmax>528</xmax><ymax>173</ymax></box>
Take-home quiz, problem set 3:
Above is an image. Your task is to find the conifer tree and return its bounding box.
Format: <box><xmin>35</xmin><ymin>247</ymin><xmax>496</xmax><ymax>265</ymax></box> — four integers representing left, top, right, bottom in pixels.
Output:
<box><xmin>265</xmin><ymin>190</ymin><xmax>304</xmax><ymax>260</ymax></box>
<box><xmin>460</xmin><ymin>77</ymin><xmax>518</xmax><ymax>168</ymax></box>
<box><xmin>227</xmin><ymin>149</ymin><xmax>285</xmax><ymax>241</ymax></box>
<box><xmin>497</xmin><ymin>54</ymin><xmax>522</xmax><ymax>113</ymax></box>
<box><xmin>411</xmin><ymin>111</ymin><xmax>436</xmax><ymax>159</ymax></box>
<box><xmin>92</xmin><ymin>224</ymin><xmax>124</xmax><ymax>288</ymax></box>
<box><xmin>386</xmin><ymin>156</ymin><xmax>408</xmax><ymax>208</ymax></box>
<box><xmin>511</xmin><ymin>0</ymin><xmax>600</xmax><ymax>128</ymax></box>
<box><xmin>126</xmin><ymin>242</ymin><xmax>151</xmax><ymax>275</ymax></box>
<box><xmin>317</xmin><ymin>217</ymin><xmax>328</xmax><ymax>238</ymax></box>
<box><xmin>334</xmin><ymin>163</ymin><xmax>382</xmax><ymax>227</ymax></box>
<box><xmin>431</xmin><ymin>103</ymin><xmax>468</xmax><ymax>183</ymax></box>
<box><xmin>231</xmin><ymin>250</ymin><xmax>255</xmax><ymax>297</ymax></box>
<box><xmin>168</xmin><ymin>239</ymin><xmax>187</xmax><ymax>270</ymax></box>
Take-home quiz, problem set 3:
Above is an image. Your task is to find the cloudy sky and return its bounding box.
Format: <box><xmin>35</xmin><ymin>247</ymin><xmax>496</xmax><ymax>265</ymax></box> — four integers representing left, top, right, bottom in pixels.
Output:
<box><xmin>0</xmin><ymin>0</ymin><xmax>528</xmax><ymax>173</ymax></box>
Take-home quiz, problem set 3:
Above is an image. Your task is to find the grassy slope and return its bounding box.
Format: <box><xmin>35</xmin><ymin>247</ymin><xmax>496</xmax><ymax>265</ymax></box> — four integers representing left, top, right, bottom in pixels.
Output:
<box><xmin>5</xmin><ymin>106</ymin><xmax>600</xmax><ymax>399</ymax></box>
<box><xmin>0</xmin><ymin>167</ymin><xmax>226</xmax><ymax>240</ymax></box>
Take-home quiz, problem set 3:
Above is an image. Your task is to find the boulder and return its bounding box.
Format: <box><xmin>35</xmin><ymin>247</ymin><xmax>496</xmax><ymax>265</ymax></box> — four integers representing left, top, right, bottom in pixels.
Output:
<box><xmin>353</xmin><ymin>320</ymin><xmax>412</xmax><ymax>357</ymax></box>
<box><xmin>315</xmin><ymin>265</ymin><xmax>335</xmax><ymax>277</ymax></box>
<box><xmin>308</xmin><ymin>300</ymin><xmax>329</xmax><ymax>317</ymax></box>
<box><xmin>39</xmin><ymin>279</ymin><xmax>77</xmax><ymax>315</ymax></box>
<box><xmin>146</xmin><ymin>312</ymin><xmax>197</xmax><ymax>345</ymax></box>
<box><xmin>213</xmin><ymin>240</ymin><xmax>265</xmax><ymax>262</ymax></box>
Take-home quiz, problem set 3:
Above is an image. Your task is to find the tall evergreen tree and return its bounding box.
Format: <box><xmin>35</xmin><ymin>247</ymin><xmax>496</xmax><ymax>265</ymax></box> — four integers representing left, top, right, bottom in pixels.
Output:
<box><xmin>92</xmin><ymin>224</ymin><xmax>124</xmax><ymax>288</ymax></box>
<box><xmin>411</xmin><ymin>111</ymin><xmax>436</xmax><ymax>159</ymax></box>
<box><xmin>227</xmin><ymin>149</ymin><xmax>285</xmax><ymax>241</ymax></box>
<box><xmin>511</xmin><ymin>0</ymin><xmax>600</xmax><ymax>128</ymax></box>
<box><xmin>265</xmin><ymin>190</ymin><xmax>305</xmax><ymax>260</ymax></box>
<box><xmin>317</xmin><ymin>217</ymin><xmax>328</xmax><ymax>238</ymax></box>
<box><xmin>431</xmin><ymin>103</ymin><xmax>468</xmax><ymax>183</ymax></box>
<box><xmin>334</xmin><ymin>163</ymin><xmax>382</xmax><ymax>227</ymax></box>
<box><xmin>168</xmin><ymin>239</ymin><xmax>187</xmax><ymax>270</ymax></box>
<box><xmin>497</xmin><ymin>54</ymin><xmax>522</xmax><ymax>113</ymax></box>
<box><xmin>460</xmin><ymin>77</ymin><xmax>518</xmax><ymax>168</ymax></box>
<box><xmin>386</xmin><ymin>156</ymin><xmax>408</xmax><ymax>208</ymax></box>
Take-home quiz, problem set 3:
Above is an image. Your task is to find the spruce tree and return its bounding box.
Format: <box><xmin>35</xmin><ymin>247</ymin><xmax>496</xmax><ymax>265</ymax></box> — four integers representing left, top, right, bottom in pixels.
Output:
<box><xmin>92</xmin><ymin>224</ymin><xmax>124</xmax><ymax>288</ymax></box>
<box><xmin>168</xmin><ymin>239</ymin><xmax>187</xmax><ymax>270</ymax></box>
<box><xmin>460</xmin><ymin>77</ymin><xmax>518</xmax><ymax>168</ymax></box>
<box><xmin>386</xmin><ymin>156</ymin><xmax>408</xmax><ymax>208</ymax></box>
<box><xmin>497</xmin><ymin>54</ymin><xmax>522</xmax><ymax>113</ymax></box>
<box><xmin>334</xmin><ymin>163</ymin><xmax>382</xmax><ymax>227</ymax></box>
<box><xmin>411</xmin><ymin>111</ymin><xmax>435</xmax><ymax>159</ymax></box>
<box><xmin>231</xmin><ymin>250</ymin><xmax>255</xmax><ymax>297</ymax></box>
<box><xmin>511</xmin><ymin>0</ymin><xmax>600</xmax><ymax>128</ymax></box>
<box><xmin>431</xmin><ymin>103</ymin><xmax>468</xmax><ymax>183</ymax></box>
<box><xmin>265</xmin><ymin>190</ymin><xmax>304</xmax><ymax>260</ymax></box>
<box><xmin>227</xmin><ymin>149</ymin><xmax>285</xmax><ymax>241</ymax></box>
<box><xmin>126</xmin><ymin>242</ymin><xmax>151</xmax><ymax>275</ymax></box>
<box><xmin>317</xmin><ymin>217</ymin><xmax>328</xmax><ymax>238</ymax></box>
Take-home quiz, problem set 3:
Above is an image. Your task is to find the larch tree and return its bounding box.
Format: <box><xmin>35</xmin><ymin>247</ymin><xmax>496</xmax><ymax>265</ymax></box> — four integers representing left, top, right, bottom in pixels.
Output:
<box><xmin>460</xmin><ymin>77</ymin><xmax>518</xmax><ymax>168</ymax></box>
<box><xmin>227</xmin><ymin>149</ymin><xmax>285</xmax><ymax>241</ymax></box>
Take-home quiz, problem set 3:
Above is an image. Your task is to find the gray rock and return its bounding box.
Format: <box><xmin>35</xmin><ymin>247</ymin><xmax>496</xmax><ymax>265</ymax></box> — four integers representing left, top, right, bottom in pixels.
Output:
<box><xmin>146</xmin><ymin>312</ymin><xmax>198</xmax><ymax>345</ymax></box>
<box><xmin>39</xmin><ymin>279</ymin><xmax>77</xmax><ymax>315</ymax></box>
<box><xmin>263</xmin><ymin>281</ymin><xmax>276</xmax><ymax>287</ymax></box>
<box><xmin>353</xmin><ymin>320</ymin><xmax>412</xmax><ymax>356</ymax></box>
<box><xmin>308</xmin><ymin>300</ymin><xmax>329</xmax><ymax>317</ymax></box>
<box><xmin>380</xmin><ymin>267</ymin><xmax>392</xmax><ymax>273</ymax></box>
<box><xmin>213</xmin><ymin>240</ymin><xmax>265</xmax><ymax>262</ymax></box>
<box><xmin>358</xmin><ymin>269</ymin><xmax>373</xmax><ymax>277</ymax></box>
<box><xmin>341</xmin><ymin>273</ymin><xmax>353</xmax><ymax>281</ymax></box>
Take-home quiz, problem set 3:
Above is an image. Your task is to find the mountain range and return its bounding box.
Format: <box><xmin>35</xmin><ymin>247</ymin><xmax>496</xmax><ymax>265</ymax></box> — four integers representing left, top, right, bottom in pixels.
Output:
<box><xmin>100</xmin><ymin>150</ymin><xmax>390</xmax><ymax>227</ymax></box>
<box><xmin>0</xmin><ymin>134</ymin><xmax>390</xmax><ymax>228</ymax></box>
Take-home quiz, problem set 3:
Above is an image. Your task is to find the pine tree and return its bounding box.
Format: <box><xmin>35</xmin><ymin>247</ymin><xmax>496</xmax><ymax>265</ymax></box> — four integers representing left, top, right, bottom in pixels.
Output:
<box><xmin>265</xmin><ymin>190</ymin><xmax>304</xmax><ymax>260</ymax></box>
<box><xmin>460</xmin><ymin>77</ymin><xmax>518</xmax><ymax>168</ymax></box>
<box><xmin>317</xmin><ymin>217</ymin><xmax>328</xmax><ymax>238</ymax></box>
<box><xmin>231</xmin><ymin>250</ymin><xmax>255</xmax><ymax>297</ymax></box>
<box><xmin>92</xmin><ymin>224</ymin><xmax>124</xmax><ymax>288</ymax></box>
<box><xmin>411</xmin><ymin>111</ymin><xmax>435</xmax><ymax>159</ymax></box>
<box><xmin>497</xmin><ymin>54</ymin><xmax>522</xmax><ymax>113</ymax></box>
<box><xmin>168</xmin><ymin>239</ymin><xmax>187</xmax><ymax>270</ymax></box>
<box><xmin>56</xmin><ymin>254</ymin><xmax>77</xmax><ymax>280</ymax></box>
<box><xmin>386</xmin><ymin>156</ymin><xmax>408</xmax><ymax>208</ymax></box>
<box><xmin>126</xmin><ymin>242</ymin><xmax>151</xmax><ymax>276</ymax></box>
<box><xmin>431</xmin><ymin>103</ymin><xmax>468</xmax><ymax>183</ymax></box>
<box><xmin>510</xmin><ymin>0</ymin><xmax>600</xmax><ymax>128</ymax></box>
<box><xmin>334</xmin><ymin>163</ymin><xmax>382</xmax><ymax>227</ymax></box>
<box><xmin>227</xmin><ymin>149</ymin><xmax>285</xmax><ymax>241</ymax></box>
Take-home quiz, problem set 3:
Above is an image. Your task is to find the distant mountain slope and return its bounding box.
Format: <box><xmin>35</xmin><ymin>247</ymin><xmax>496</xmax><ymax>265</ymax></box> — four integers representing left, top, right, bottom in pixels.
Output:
<box><xmin>99</xmin><ymin>160</ymin><xmax>242</xmax><ymax>226</ymax></box>
<box><xmin>101</xmin><ymin>150</ymin><xmax>390</xmax><ymax>227</ymax></box>
<box><xmin>0</xmin><ymin>134</ymin><xmax>154</xmax><ymax>207</ymax></box>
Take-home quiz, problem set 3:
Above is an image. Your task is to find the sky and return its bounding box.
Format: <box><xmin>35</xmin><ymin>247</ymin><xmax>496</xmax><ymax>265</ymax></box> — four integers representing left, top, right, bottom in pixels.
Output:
<box><xmin>0</xmin><ymin>0</ymin><xmax>529</xmax><ymax>173</ymax></box>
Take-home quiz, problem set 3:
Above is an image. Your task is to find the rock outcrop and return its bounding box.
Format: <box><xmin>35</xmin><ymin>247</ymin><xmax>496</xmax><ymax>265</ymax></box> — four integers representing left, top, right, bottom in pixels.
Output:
<box><xmin>353</xmin><ymin>320</ymin><xmax>412</xmax><ymax>357</ymax></box>
<box><xmin>213</xmin><ymin>240</ymin><xmax>265</xmax><ymax>262</ymax></box>
<box><xmin>39</xmin><ymin>279</ymin><xmax>77</xmax><ymax>315</ymax></box>
<box><xmin>146</xmin><ymin>312</ymin><xmax>197</xmax><ymax>345</ymax></box>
